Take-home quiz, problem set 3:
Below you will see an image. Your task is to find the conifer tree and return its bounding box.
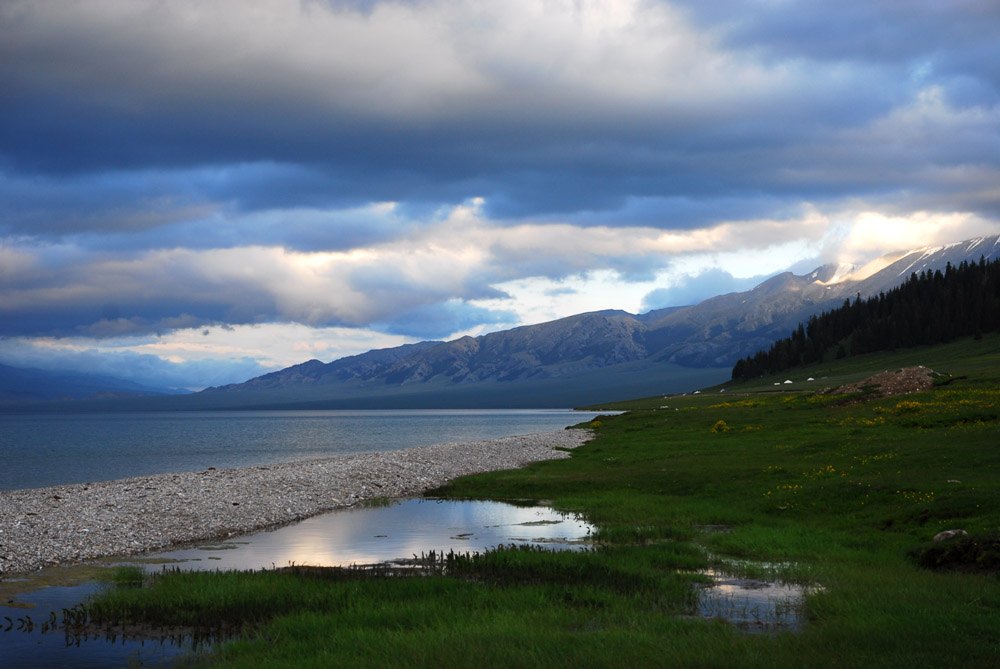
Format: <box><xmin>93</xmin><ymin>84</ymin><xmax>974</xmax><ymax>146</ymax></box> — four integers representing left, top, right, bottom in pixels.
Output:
<box><xmin>731</xmin><ymin>257</ymin><xmax>1000</xmax><ymax>381</ymax></box>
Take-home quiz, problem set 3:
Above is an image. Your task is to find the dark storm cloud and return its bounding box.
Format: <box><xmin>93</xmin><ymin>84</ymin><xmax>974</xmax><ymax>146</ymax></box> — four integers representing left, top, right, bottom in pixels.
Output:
<box><xmin>0</xmin><ymin>168</ymin><xmax>217</xmax><ymax>236</ymax></box>
<box><xmin>83</xmin><ymin>203</ymin><xmax>417</xmax><ymax>255</ymax></box>
<box><xmin>0</xmin><ymin>286</ymin><xmax>252</xmax><ymax>339</ymax></box>
<box><xmin>676</xmin><ymin>0</ymin><xmax>1000</xmax><ymax>76</ymax></box>
<box><xmin>0</xmin><ymin>163</ymin><xmax>428</xmax><ymax>252</ymax></box>
<box><xmin>503</xmin><ymin>194</ymin><xmax>811</xmax><ymax>231</ymax></box>
<box><xmin>5</xmin><ymin>0</ymin><xmax>994</xmax><ymax>233</ymax></box>
<box><xmin>0</xmin><ymin>0</ymin><xmax>998</xmax><ymax>349</ymax></box>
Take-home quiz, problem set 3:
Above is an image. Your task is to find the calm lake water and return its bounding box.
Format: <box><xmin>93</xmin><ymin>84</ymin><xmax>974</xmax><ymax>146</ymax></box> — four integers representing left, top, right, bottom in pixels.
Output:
<box><xmin>0</xmin><ymin>409</ymin><xmax>603</xmax><ymax>491</ymax></box>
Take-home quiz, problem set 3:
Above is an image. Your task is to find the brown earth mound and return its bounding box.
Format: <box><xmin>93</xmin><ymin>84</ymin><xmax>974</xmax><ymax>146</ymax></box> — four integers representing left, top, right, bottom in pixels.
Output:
<box><xmin>834</xmin><ymin>366</ymin><xmax>942</xmax><ymax>399</ymax></box>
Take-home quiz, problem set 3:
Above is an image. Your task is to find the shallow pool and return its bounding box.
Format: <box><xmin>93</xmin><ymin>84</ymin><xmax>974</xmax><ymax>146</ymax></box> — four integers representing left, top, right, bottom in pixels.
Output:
<box><xmin>1</xmin><ymin>498</ymin><xmax>593</xmax><ymax>667</ymax></box>
<box><xmin>131</xmin><ymin>498</ymin><xmax>593</xmax><ymax>571</ymax></box>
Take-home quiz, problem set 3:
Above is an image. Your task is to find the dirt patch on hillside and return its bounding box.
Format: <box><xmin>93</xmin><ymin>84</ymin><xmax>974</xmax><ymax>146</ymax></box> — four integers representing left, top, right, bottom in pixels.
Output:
<box><xmin>834</xmin><ymin>366</ymin><xmax>943</xmax><ymax>400</ymax></box>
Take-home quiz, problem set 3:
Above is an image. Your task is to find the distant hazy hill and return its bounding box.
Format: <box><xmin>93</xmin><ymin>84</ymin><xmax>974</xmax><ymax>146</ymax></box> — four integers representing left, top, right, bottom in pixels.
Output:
<box><xmin>0</xmin><ymin>363</ymin><xmax>181</xmax><ymax>403</ymax></box>
<box><xmin>199</xmin><ymin>235</ymin><xmax>1000</xmax><ymax>407</ymax></box>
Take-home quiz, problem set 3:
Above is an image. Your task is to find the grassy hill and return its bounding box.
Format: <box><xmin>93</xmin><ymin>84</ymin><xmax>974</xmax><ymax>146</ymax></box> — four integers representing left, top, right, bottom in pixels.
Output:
<box><xmin>80</xmin><ymin>336</ymin><xmax>1000</xmax><ymax>666</ymax></box>
<box><xmin>583</xmin><ymin>331</ymin><xmax>1000</xmax><ymax>409</ymax></box>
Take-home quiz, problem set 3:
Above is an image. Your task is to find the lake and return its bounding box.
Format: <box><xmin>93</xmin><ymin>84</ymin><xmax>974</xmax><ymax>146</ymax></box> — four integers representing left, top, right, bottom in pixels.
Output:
<box><xmin>0</xmin><ymin>409</ymin><xmax>604</xmax><ymax>491</ymax></box>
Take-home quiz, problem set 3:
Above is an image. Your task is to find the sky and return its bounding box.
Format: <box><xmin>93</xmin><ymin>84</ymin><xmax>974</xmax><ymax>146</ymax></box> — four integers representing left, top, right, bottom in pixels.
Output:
<box><xmin>2</xmin><ymin>0</ymin><xmax>999</xmax><ymax>390</ymax></box>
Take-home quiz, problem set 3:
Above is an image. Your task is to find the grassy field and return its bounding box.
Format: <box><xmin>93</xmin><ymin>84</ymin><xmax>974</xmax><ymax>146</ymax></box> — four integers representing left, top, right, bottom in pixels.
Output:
<box><xmin>83</xmin><ymin>336</ymin><xmax>1000</xmax><ymax>667</ymax></box>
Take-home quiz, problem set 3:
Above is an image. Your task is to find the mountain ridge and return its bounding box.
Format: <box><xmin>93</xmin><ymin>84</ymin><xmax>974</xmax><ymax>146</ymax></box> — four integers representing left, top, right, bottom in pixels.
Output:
<box><xmin>7</xmin><ymin>235</ymin><xmax>997</xmax><ymax>409</ymax></box>
<box><xmin>0</xmin><ymin>363</ymin><xmax>183</xmax><ymax>403</ymax></box>
<box><xmin>732</xmin><ymin>254</ymin><xmax>1000</xmax><ymax>381</ymax></box>
<box><xmin>203</xmin><ymin>235</ymin><xmax>1000</xmax><ymax>404</ymax></box>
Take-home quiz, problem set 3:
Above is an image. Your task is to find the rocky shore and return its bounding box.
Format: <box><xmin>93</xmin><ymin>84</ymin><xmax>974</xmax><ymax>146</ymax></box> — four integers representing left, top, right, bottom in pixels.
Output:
<box><xmin>0</xmin><ymin>429</ymin><xmax>591</xmax><ymax>576</ymax></box>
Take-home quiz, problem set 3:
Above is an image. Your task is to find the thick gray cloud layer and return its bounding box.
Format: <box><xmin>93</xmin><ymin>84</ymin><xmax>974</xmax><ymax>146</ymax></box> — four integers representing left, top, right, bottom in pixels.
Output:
<box><xmin>1</xmin><ymin>0</ymin><xmax>998</xmax><ymax>346</ymax></box>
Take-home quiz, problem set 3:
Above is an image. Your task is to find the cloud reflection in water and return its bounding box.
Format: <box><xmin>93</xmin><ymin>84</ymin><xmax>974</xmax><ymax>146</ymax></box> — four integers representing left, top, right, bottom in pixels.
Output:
<box><xmin>139</xmin><ymin>499</ymin><xmax>593</xmax><ymax>571</ymax></box>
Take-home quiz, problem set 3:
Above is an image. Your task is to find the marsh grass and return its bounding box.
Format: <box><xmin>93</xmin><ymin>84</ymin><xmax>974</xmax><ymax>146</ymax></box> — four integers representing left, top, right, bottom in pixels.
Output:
<box><xmin>357</xmin><ymin>496</ymin><xmax>396</xmax><ymax>508</ymax></box>
<box><xmin>103</xmin><ymin>565</ymin><xmax>145</xmax><ymax>588</ymax></box>
<box><xmin>79</xmin><ymin>338</ymin><xmax>1000</xmax><ymax>666</ymax></box>
<box><xmin>0</xmin><ymin>564</ymin><xmax>118</xmax><ymax>607</ymax></box>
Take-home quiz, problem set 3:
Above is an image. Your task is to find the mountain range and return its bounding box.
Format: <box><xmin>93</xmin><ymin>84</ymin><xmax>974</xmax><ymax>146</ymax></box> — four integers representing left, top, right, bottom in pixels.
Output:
<box><xmin>197</xmin><ymin>235</ymin><xmax>1000</xmax><ymax>407</ymax></box>
<box><xmin>5</xmin><ymin>235</ymin><xmax>999</xmax><ymax>408</ymax></box>
<box><xmin>0</xmin><ymin>363</ymin><xmax>181</xmax><ymax>403</ymax></box>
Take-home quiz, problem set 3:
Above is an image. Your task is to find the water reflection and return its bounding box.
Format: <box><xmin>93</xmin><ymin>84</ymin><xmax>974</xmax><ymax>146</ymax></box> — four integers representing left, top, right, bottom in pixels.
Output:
<box><xmin>134</xmin><ymin>498</ymin><xmax>593</xmax><ymax>571</ymax></box>
<box><xmin>1</xmin><ymin>499</ymin><xmax>592</xmax><ymax>667</ymax></box>
<box><xmin>694</xmin><ymin>569</ymin><xmax>819</xmax><ymax>634</ymax></box>
<box><xmin>0</xmin><ymin>581</ymin><xmax>196</xmax><ymax>668</ymax></box>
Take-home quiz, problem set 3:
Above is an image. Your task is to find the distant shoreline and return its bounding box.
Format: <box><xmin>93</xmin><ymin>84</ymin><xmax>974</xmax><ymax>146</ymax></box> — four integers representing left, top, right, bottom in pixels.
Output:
<box><xmin>0</xmin><ymin>429</ymin><xmax>591</xmax><ymax>576</ymax></box>
<box><xmin>0</xmin><ymin>409</ymin><xmax>597</xmax><ymax>492</ymax></box>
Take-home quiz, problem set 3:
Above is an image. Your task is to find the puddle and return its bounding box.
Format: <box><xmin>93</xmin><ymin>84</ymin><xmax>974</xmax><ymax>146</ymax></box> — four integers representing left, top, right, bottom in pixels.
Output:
<box><xmin>1</xmin><ymin>580</ymin><xmax>200</xmax><ymax>668</ymax></box>
<box><xmin>1</xmin><ymin>498</ymin><xmax>592</xmax><ymax>667</ymax></box>
<box><xmin>126</xmin><ymin>498</ymin><xmax>592</xmax><ymax>572</ymax></box>
<box><xmin>693</xmin><ymin>568</ymin><xmax>819</xmax><ymax>634</ymax></box>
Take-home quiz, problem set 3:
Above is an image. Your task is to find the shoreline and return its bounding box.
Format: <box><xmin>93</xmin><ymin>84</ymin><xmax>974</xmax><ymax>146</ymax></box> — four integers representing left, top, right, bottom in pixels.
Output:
<box><xmin>0</xmin><ymin>429</ymin><xmax>591</xmax><ymax>576</ymax></box>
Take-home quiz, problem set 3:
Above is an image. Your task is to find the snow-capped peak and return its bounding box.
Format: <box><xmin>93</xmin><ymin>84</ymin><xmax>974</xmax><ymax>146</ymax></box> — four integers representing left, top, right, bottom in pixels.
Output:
<box><xmin>808</xmin><ymin>262</ymin><xmax>858</xmax><ymax>286</ymax></box>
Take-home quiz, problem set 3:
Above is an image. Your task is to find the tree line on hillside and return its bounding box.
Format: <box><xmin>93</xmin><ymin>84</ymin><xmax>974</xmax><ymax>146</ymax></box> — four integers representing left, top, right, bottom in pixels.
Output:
<box><xmin>731</xmin><ymin>257</ymin><xmax>1000</xmax><ymax>382</ymax></box>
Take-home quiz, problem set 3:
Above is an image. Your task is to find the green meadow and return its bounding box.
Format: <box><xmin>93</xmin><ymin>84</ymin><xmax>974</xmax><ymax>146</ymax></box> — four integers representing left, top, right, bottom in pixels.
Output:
<box><xmin>84</xmin><ymin>336</ymin><xmax>1000</xmax><ymax>667</ymax></box>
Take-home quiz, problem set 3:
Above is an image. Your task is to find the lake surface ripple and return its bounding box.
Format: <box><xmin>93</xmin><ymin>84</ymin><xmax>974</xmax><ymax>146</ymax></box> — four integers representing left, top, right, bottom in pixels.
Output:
<box><xmin>0</xmin><ymin>409</ymin><xmax>604</xmax><ymax>490</ymax></box>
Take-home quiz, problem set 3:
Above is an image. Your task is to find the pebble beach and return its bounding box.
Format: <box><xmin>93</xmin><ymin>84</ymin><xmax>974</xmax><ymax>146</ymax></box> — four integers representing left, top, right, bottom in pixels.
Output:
<box><xmin>0</xmin><ymin>429</ymin><xmax>591</xmax><ymax>576</ymax></box>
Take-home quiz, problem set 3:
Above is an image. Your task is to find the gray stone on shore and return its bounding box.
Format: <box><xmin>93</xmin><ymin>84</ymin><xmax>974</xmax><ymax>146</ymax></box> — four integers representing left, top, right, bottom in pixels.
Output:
<box><xmin>0</xmin><ymin>429</ymin><xmax>591</xmax><ymax>576</ymax></box>
<box><xmin>932</xmin><ymin>529</ymin><xmax>968</xmax><ymax>542</ymax></box>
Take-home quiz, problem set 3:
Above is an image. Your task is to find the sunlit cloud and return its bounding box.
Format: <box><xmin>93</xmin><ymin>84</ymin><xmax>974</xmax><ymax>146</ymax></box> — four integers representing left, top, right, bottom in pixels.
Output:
<box><xmin>0</xmin><ymin>323</ymin><xmax>418</xmax><ymax>390</ymax></box>
<box><xmin>833</xmin><ymin>210</ymin><xmax>1000</xmax><ymax>265</ymax></box>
